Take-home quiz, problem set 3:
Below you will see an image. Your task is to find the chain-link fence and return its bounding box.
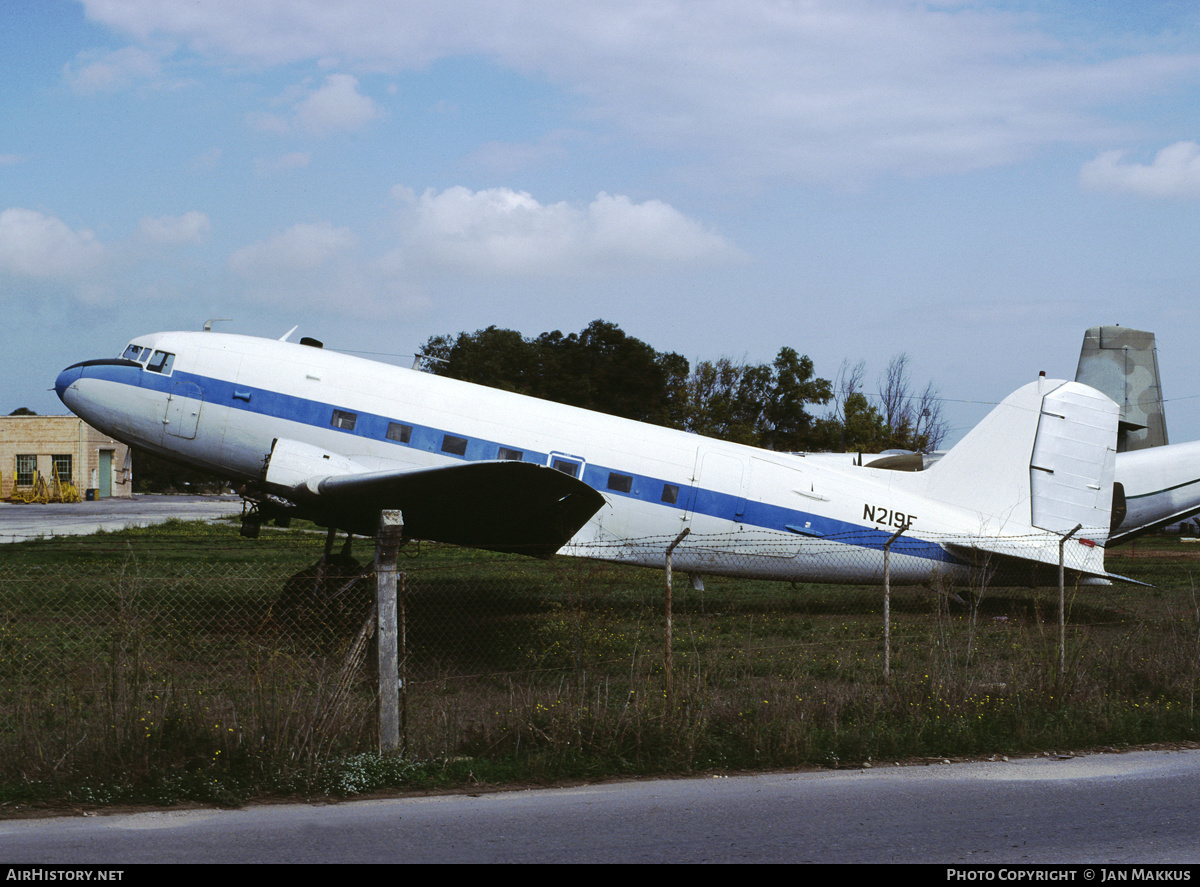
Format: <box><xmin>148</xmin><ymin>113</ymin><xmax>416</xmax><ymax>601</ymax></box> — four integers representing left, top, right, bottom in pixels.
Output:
<box><xmin>2</xmin><ymin>524</ymin><xmax>1198</xmax><ymax>794</ymax></box>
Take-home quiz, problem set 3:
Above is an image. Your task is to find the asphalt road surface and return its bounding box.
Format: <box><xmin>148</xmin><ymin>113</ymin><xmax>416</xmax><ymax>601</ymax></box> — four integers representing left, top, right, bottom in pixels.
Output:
<box><xmin>2</xmin><ymin>749</ymin><xmax>1199</xmax><ymax>864</ymax></box>
<box><xmin>0</xmin><ymin>495</ymin><xmax>243</xmax><ymax>543</ymax></box>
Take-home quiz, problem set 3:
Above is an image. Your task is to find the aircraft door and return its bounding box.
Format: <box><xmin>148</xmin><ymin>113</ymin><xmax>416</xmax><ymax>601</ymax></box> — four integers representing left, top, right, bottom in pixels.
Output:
<box><xmin>687</xmin><ymin>449</ymin><xmax>748</xmax><ymax>524</ymax></box>
<box><xmin>164</xmin><ymin>381</ymin><xmax>204</xmax><ymax>440</ymax></box>
<box><xmin>549</xmin><ymin>452</ymin><xmax>585</xmax><ymax>479</ymax></box>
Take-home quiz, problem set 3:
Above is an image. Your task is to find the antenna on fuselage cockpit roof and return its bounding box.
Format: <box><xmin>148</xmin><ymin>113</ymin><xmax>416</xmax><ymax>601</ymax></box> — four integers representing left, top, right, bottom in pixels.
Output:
<box><xmin>203</xmin><ymin>318</ymin><xmax>232</xmax><ymax>332</ymax></box>
<box><xmin>279</xmin><ymin>325</ymin><xmax>299</xmax><ymax>342</ymax></box>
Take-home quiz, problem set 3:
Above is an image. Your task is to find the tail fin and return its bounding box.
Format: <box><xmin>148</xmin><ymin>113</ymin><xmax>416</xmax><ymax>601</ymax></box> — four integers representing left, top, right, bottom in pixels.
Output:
<box><xmin>1075</xmin><ymin>326</ymin><xmax>1167</xmax><ymax>451</ymax></box>
<box><xmin>916</xmin><ymin>377</ymin><xmax>1118</xmax><ymax>575</ymax></box>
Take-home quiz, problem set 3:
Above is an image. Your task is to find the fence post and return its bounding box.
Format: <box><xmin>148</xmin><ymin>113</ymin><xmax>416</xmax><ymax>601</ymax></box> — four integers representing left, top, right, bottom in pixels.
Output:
<box><xmin>1058</xmin><ymin>523</ymin><xmax>1082</xmax><ymax>676</ymax></box>
<box><xmin>883</xmin><ymin>522</ymin><xmax>909</xmax><ymax>683</ymax></box>
<box><xmin>664</xmin><ymin>528</ymin><xmax>690</xmax><ymax>707</ymax></box>
<box><xmin>376</xmin><ymin>510</ymin><xmax>404</xmax><ymax>753</ymax></box>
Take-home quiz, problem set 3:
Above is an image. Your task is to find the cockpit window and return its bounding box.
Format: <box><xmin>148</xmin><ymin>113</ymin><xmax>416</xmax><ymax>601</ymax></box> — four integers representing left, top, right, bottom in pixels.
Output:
<box><xmin>122</xmin><ymin>344</ymin><xmax>149</xmax><ymax>363</ymax></box>
<box><xmin>146</xmin><ymin>350</ymin><xmax>175</xmax><ymax>374</ymax></box>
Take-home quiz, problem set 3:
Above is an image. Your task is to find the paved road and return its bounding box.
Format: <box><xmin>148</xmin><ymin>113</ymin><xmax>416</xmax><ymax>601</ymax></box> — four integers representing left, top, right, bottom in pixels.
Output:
<box><xmin>0</xmin><ymin>495</ymin><xmax>243</xmax><ymax>543</ymax></box>
<box><xmin>2</xmin><ymin>750</ymin><xmax>1199</xmax><ymax>864</ymax></box>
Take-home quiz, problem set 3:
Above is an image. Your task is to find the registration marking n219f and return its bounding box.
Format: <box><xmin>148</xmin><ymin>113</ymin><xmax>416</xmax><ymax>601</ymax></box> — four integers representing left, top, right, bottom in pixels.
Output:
<box><xmin>863</xmin><ymin>504</ymin><xmax>916</xmax><ymax>529</ymax></box>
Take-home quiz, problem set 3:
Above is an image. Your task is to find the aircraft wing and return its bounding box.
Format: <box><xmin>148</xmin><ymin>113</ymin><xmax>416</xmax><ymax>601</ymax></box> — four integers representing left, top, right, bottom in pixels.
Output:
<box><xmin>264</xmin><ymin>438</ymin><xmax>606</xmax><ymax>556</ymax></box>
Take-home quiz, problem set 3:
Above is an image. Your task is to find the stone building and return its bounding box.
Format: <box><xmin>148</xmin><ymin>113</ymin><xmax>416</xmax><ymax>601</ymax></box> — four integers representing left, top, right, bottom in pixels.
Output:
<box><xmin>0</xmin><ymin>415</ymin><xmax>131</xmax><ymax>500</ymax></box>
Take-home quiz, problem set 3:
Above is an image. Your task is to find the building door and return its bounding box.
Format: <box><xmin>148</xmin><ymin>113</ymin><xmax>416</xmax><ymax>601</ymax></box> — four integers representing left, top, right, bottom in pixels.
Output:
<box><xmin>99</xmin><ymin>450</ymin><xmax>112</xmax><ymax>498</ymax></box>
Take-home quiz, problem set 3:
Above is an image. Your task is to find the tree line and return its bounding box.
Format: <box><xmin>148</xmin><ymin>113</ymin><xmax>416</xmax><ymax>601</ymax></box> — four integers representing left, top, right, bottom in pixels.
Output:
<box><xmin>419</xmin><ymin>320</ymin><xmax>948</xmax><ymax>453</ymax></box>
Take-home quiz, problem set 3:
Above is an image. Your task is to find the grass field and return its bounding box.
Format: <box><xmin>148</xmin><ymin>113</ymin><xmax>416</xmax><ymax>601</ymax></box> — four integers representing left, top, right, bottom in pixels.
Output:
<box><xmin>1</xmin><ymin>521</ymin><xmax>1197</xmax><ymax>810</ymax></box>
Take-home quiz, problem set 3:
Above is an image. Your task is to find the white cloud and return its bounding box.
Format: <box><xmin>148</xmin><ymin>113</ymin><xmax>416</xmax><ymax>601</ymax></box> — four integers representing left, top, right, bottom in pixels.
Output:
<box><xmin>63</xmin><ymin>45</ymin><xmax>162</xmax><ymax>94</ymax></box>
<box><xmin>138</xmin><ymin>211</ymin><xmax>211</xmax><ymax>244</ymax></box>
<box><xmin>391</xmin><ymin>185</ymin><xmax>743</xmax><ymax>277</ymax></box>
<box><xmin>1080</xmin><ymin>141</ymin><xmax>1200</xmax><ymax>198</ymax></box>
<box><xmin>466</xmin><ymin>131</ymin><xmax>580</xmax><ymax>176</ymax></box>
<box><xmin>246</xmin><ymin>74</ymin><xmax>379</xmax><ymax>137</ymax></box>
<box><xmin>0</xmin><ymin>209</ymin><xmax>105</xmax><ymax>278</ymax></box>
<box><xmin>222</xmin><ymin>187</ymin><xmax>738</xmax><ymax>313</ymax></box>
<box><xmin>294</xmin><ymin>74</ymin><xmax>379</xmax><ymax>135</ymax></box>
<box><xmin>229</xmin><ymin>222</ymin><xmax>357</xmax><ymax>278</ymax></box>
<box><xmin>76</xmin><ymin>0</ymin><xmax>1200</xmax><ymax>182</ymax></box>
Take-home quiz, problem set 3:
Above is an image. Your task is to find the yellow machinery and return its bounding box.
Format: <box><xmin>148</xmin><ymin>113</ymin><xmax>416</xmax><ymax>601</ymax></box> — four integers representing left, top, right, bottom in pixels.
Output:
<box><xmin>6</xmin><ymin>468</ymin><xmax>81</xmax><ymax>504</ymax></box>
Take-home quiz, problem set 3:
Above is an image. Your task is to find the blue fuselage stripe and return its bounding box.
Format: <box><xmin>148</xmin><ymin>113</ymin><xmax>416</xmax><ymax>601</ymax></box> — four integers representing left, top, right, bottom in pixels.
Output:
<box><xmin>80</xmin><ymin>362</ymin><xmax>954</xmax><ymax>563</ymax></box>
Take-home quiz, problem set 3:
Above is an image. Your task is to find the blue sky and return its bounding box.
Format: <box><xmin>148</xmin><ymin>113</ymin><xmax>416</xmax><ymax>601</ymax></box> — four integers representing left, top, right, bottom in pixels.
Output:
<box><xmin>5</xmin><ymin>0</ymin><xmax>1200</xmax><ymax>446</ymax></box>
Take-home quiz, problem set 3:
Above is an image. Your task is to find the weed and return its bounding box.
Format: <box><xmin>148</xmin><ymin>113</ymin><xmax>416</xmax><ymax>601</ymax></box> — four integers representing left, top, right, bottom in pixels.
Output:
<box><xmin>1</xmin><ymin>521</ymin><xmax>1199</xmax><ymax>810</ymax></box>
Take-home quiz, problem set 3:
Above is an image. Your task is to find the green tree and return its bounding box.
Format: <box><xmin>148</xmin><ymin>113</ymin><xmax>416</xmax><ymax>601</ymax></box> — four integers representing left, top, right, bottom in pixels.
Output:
<box><xmin>818</xmin><ymin>354</ymin><xmax>947</xmax><ymax>453</ymax></box>
<box><xmin>681</xmin><ymin>356</ymin><xmax>760</xmax><ymax>443</ymax></box>
<box><xmin>759</xmin><ymin>347</ymin><xmax>832</xmax><ymax>451</ymax></box>
<box><xmin>418</xmin><ymin>323</ymin><xmax>942</xmax><ymax>456</ymax></box>
<box><xmin>680</xmin><ymin>348</ymin><xmax>831</xmax><ymax>450</ymax></box>
<box><xmin>421</xmin><ymin>326</ymin><xmax>542</xmax><ymax>395</ymax></box>
<box><xmin>419</xmin><ymin>320</ymin><xmax>688</xmax><ymax>426</ymax></box>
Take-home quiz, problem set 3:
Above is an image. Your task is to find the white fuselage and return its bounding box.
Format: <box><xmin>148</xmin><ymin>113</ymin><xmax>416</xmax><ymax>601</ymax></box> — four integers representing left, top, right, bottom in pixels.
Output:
<box><xmin>56</xmin><ymin>331</ymin><xmax>1116</xmax><ymax>585</ymax></box>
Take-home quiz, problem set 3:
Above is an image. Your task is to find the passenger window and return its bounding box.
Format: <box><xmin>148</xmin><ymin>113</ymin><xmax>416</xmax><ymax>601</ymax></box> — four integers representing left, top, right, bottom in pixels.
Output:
<box><xmin>331</xmin><ymin>410</ymin><xmax>357</xmax><ymax>430</ymax></box>
<box><xmin>552</xmin><ymin>458</ymin><xmax>580</xmax><ymax>478</ymax></box>
<box><xmin>387</xmin><ymin>422</ymin><xmax>412</xmax><ymax>443</ymax></box>
<box><xmin>607</xmin><ymin>473</ymin><xmax>633</xmax><ymax>493</ymax></box>
<box><xmin>146</xmin><ymin>351</ymin><xmax>174</xmax><ymax>374</ymax></box>
<box><xmin>441</xmin><ymin>435</ymin><xmax>468</xmax><ymax>456</ymax></box>
<box><xmin>498</xmin><ymin>447</ymin><xmax>523</xmax><ymax>461</ymax></box>
<box><xmin>661</xmin><ymin>484</ymin><xmax>680</xmax><ymax>505</ymax></box>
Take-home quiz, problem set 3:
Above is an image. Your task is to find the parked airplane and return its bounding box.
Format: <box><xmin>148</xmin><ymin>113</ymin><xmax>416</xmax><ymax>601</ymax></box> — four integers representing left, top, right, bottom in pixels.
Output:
<box><xmin>55</xmin><ymin>329</ymin><xmax>1122</xmax><ymax>586</ymax></box>
<box><xmin>845</xmin><ymin>326</ymin><xmax>1200</xmax><ymax>544</ymax></box>
<box><xmin>1071</xmin><ymin>325</ymin><xmax>1200</xmax><ymax>542</ymax></box>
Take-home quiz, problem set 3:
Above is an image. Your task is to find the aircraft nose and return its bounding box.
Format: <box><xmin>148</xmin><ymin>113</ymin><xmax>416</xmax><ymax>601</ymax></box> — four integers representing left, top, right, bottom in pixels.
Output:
<box><xmin>55</xmin><ymin>364</ymin><xmax>83</xmax><ymax>403</ymax></box>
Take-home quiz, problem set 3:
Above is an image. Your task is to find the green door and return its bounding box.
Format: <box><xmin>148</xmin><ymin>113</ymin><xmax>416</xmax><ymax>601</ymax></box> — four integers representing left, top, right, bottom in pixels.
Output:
<box><xmin>99</xmin><ymin>451</ymin><xmax>112</xmax><ymax>498</ymax></box>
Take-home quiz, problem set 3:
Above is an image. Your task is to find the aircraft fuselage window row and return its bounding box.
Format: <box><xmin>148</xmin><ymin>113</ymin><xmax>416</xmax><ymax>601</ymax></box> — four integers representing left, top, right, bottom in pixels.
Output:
<box><xmin>336</xmin><ymin>408</ymin><xmax>534</xmax><ymax>466</ymax></box>
<box><xmin>324</xmin><ymin>407</ymin><xmax>679</xmax><ymax>502</ymax></box>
